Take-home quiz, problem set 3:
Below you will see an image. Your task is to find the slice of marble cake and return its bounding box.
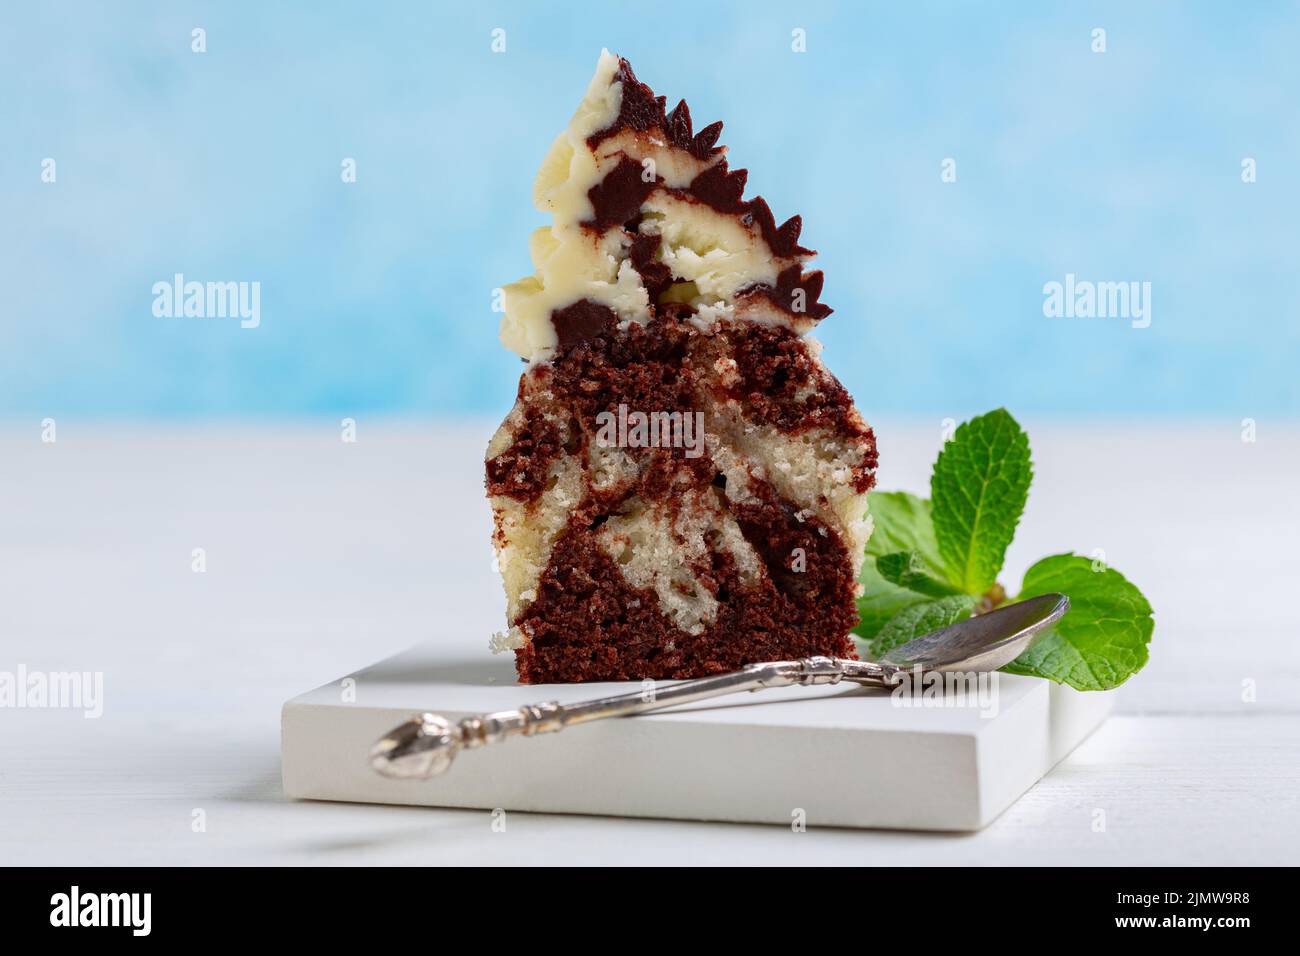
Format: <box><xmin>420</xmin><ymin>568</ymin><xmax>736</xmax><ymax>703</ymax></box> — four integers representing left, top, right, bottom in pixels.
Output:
<box><xmin>486</xmin><ymin>51</ymin><xmax>877</xmax><ymax>683</ymax></box>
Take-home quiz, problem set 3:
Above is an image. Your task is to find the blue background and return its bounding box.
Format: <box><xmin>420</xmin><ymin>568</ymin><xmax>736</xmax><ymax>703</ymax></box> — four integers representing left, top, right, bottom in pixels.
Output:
<box><xmin>4</xmin><ymin>1</ymin><xmax>1297</xmax><ymax>420</ymax></box>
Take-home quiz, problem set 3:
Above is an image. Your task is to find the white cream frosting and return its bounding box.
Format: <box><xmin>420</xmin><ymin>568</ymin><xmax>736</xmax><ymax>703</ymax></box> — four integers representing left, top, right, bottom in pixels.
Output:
<box><xmin>499</xmin><ymin>50</ymin><xmax>818</xmax><ymax>362</ymax></box>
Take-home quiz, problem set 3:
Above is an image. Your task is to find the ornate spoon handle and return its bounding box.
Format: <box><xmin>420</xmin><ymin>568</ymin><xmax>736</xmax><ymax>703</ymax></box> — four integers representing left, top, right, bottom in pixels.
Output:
<box><xmin>370</xmin><ymin>656</ymin><xmax>892</xmax><ymax>779</ymax></box>
<box><xmin>369</xmin><ymin>593</ymin><xmax>1070</xmax><ymax>781</ymax></box>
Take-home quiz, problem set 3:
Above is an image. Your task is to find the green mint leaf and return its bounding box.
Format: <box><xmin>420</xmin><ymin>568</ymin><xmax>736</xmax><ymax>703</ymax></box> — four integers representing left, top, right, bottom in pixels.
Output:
<box><xmin>930</xmin><ymin>408</ymin><xmax>1032</xmax><ymax>594</ymax></box>
<box><xmin>865</xmin><ymin>492</ymin><xmax>942</xmax><ymax>567</ymax></box>
<box><xmin>1002</xmin><ymin>553</ymin><xmax>1154</xmax><ymax>691</ymax></box>
<box><xmin>854</xmin><ymin>560</ymin><xmax>928</xmax><ymax>644</ymax></box>
<box><xmin>876</xmin><ymin>551</ymin><xmax>963</xmax><ymax>597</ymax></box>
<box><xmin>854</xmin><ymin>491</ymin><xmax>941</xmax><ymax>642</ymax></box>
<box><xmin>869</xmin><ymin>595</ymin><xmax>977</xmax><ymax>658</ymax></box>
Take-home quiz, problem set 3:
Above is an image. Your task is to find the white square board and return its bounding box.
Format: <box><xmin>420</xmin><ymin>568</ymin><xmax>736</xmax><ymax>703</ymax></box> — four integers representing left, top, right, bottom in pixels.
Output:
<box><xmin>282</xmin><ymin>643</ymin><xmax>1113</xmax><ymax>831</ymax></box>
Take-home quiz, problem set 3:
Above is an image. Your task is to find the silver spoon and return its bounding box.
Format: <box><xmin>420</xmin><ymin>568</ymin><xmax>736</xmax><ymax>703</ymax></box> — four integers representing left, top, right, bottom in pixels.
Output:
<box><xmin>370</xmin><ymin>592</ymin><xmax>1068</xmax><ymax>780</ymax></box>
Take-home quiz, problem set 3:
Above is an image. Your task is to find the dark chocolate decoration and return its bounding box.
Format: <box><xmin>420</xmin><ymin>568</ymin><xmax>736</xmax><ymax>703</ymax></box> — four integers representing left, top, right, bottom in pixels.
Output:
<box><xmin>685</xmin><ymin>163</ymin><xmax>747</xmax><ymax>214</ymax></box>
<box><xmin>601</xmin><ymin>58</ymin><xmax>664</xmax><ymax>139</ymax></box>
<box><xmin>551</xmin><ymin>299</ymin><xmax>618</xmax><ymax>348</ymax></box>
<box><xmin>664</xmin><ymin>99</ymin><xmax>724</xmax><ymax>160</ymax></box>
<box><xmin>581</xmin><ymin>55</ymin><xmax>826</xmax><ymax>318</ymax></box>
<box><xmin>738</xmin><ymin>265</ymin><xmax>833</xmax><ymax>321</ymax></box>
<box><xmin>584</xmin><ymin>57</ymin><xmax>813</xmax><ymax>261</ymax></box>
<box><xmin>746</xmin><ymin>197</ymin><xmax>809</xmax><ymax>260</ymax></box>
<box><xmin>589</xmin><ymin>60</ymin><xmax>725</xmax><ymax>161</ymax></box>
<box><xmin>587</xmin><ymin>156</ymin><xmax>658</xmax><ymax>231</ymax></box>
<box><xmin>627</xmin><ymin>232</ymin><xmax>673</xmax><ymax>304</ymax></box>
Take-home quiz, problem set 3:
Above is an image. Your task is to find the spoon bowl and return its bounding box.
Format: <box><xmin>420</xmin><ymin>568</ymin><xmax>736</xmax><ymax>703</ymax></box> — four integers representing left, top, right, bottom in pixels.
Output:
<box><xmin>881</xmin><ymin>592</ymin><xmax>1069</xmax><ymax>674</ymax></box>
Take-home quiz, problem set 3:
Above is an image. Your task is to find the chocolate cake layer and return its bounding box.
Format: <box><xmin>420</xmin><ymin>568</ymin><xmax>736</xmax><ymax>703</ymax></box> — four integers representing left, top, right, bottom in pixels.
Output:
<box><xmin>486</xmin><ymin>311</ymin><xmax>876</xmax><ymax>504</ymax></box>
<box><xmin>487</xmin><ymin>314</ymin><xmax>877</xmax><ymax>682</ymax></box>
<box><xmin>514</xmin><ymin>481</ymin><xmax>858</xmax><ymax>683</ymax></box>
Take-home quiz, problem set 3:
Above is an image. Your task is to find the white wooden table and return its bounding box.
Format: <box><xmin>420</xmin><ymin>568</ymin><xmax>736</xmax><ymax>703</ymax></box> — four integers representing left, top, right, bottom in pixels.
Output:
<box><xmin>2</xmin><ymin>420</ymin><xmax>1296</xmax><ymax>865</ymax></box>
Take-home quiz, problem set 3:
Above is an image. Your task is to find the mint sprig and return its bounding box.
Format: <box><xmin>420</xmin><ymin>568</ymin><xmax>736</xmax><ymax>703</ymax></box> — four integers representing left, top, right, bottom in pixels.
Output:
<box><xmin>876</xmin><ymin>551</ymin><xmax>962</xmax><ymax>598</ymax></box>
<box><xmin>1002</xmin><ymin>554</ymin><xmax>1153</xmax><ymax>690</ymax></box>
<box><xmin>856</xmin><ymin>492</ymin><xmax>945</xmax><ymax>636</ymax></box>
<box><xmin>872</xmin><ymin>595</ymin><xmax>977</xmax><ymax>656</ymax></box>
<box><xmin>931</xmin><ymin>408</ymin><xmax>1032</xmax><ymax>594</ymax></box>
<box><xmin>854</xmin><ymin>409</ymin><xmax>1154</xmax><ymax>691</ymax></box>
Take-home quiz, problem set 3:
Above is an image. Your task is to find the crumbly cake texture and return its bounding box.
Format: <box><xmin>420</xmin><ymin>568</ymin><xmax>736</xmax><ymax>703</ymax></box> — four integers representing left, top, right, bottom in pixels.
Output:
<box><xmin>486</xmin><ymin>51</ymin><xmax>878</xmax><ymax>683</ymax></box>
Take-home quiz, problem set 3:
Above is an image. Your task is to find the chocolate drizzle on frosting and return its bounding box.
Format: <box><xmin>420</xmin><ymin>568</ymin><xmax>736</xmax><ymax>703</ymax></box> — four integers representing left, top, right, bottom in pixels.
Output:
<box><xmin>627</xmin><ymin>231</ymin><xmax>673</xmax><ymax>304</ymax></box>
<box><xmin>666</xmin><ymin>101</ymin><xmax>723</xmax><ymax>161</ymax></box>
<box><xmin>587</xmin><ymin>156</ymin><xmax>657</xmax><ymax>231</ymax></box>
<box><xmin>586</xmin><ymin>58</ymin><xmax>814</xmax><ymax>258</ymax></box>
<box><xmin>548</xmin><ymin>54</ymin><xmax>832</xmax><ymax>348</ymax></box>
<box><xmin>739</xmin><ymin>265</ymin><xmax>832</xmax><ymax>322</ymax></box>
<box><xmin>589</xmin><ymin>59</ymin><xmax>726</xmax><ymax>162</ymax></box>
<box><xmin>575</xmin><ymin>56</ymin><xmax>827</xmax><ymax>324</ymax></box>
<box><xmin>551</xmin><ymin>299</ymin><xmax>618</xmax><ymax>348</ymax></box>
